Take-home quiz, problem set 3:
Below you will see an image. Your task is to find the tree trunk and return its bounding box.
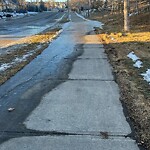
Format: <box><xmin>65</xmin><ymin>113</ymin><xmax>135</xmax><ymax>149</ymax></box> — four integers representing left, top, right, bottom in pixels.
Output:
<box><xmin>135</xmin><ymin>0</ymin><xmax>139</xmax><ymax>14</ymax></box>
<box><xmin>111</xmin><ymin>0</ymin><xmax>114</xmax><ymax>14</ymax></box>
<box><xmin>104</xmin><ymin>0</ymin><xmax>108</xmax><ymax>9</ymax></box>
<box><xmin>124</xmin><ymin>0</ymin><xmax>130</xmax><ymax>31</ymax></box>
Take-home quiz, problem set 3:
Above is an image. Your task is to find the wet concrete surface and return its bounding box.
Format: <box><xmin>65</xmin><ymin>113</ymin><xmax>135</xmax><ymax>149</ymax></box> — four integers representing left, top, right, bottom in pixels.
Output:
<box><xmin>0</xmin><ymin>12</ymin><xmax>65</xmax><ymax>47</ymax></box>
<box><xmin>0</xmin><ymin>13</ymin><xmax>86</xmax><ymax>143</ymax></box>
<box><xmin>0</xmin><ymin>135</ymin><xmax>139</xmax><ymax>150</ymax></box>
<box><xmin>0</xmin><ymin>13</ymin><xmax>140</xmax><ymax>150</ymax></box>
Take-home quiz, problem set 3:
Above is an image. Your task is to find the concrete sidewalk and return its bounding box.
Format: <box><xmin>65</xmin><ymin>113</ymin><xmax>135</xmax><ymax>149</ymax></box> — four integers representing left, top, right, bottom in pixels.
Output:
<box><xmin>0</xmin><ymin>13</ymin><xmax>139</xmax><ymax>150</ymax></box>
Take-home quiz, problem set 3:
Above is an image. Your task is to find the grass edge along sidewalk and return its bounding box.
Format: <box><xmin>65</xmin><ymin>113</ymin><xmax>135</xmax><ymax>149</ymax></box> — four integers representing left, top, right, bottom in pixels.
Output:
<box><xmin>89</xmin><ymin>11</ymin><xmax>150</xmax><ymax>149</ymax></box>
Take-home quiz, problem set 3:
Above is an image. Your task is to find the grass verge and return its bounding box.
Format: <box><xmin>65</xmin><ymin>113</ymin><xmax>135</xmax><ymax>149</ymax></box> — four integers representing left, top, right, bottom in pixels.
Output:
<box><xmin>0</xmin><ymin>27</ymin><xmax>62</xmax><ymax>85</ymax></box>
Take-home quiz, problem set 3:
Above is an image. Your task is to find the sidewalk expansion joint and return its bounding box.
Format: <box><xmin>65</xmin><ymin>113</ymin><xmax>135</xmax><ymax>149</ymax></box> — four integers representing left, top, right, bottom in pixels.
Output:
<box><xmin>0</xmin><ymin>130</ymin><xmax>133</xmax><ymax>139</ymax></box>
<box><xmin>83</xmin><ymin>46</ymin><xmax>104</xmax><ymax>49</ymax></box>
<box><xmin>47</xmin><ymin>78</ymin><xmax>114</xmax><ymax>82</ymax></box>
<box><xmin>64</xmin><ymin>58</ymin><xmax>107</xmax><ymax>60</ymax></box>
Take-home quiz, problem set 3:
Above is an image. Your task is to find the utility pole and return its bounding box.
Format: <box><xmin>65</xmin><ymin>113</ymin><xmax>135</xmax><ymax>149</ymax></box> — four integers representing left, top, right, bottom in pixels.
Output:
<box><xmin>124</xmin><ymin>0</ymin><xmax>130</xmax><ymax>31</ymax></box>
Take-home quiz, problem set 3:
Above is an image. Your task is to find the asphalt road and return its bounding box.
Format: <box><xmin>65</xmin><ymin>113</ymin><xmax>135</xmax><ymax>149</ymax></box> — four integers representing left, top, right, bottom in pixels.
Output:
<box><xmin>0</xmin><ymin>11</ymin><xmax>65</xmax><ymax>47</ymax></box>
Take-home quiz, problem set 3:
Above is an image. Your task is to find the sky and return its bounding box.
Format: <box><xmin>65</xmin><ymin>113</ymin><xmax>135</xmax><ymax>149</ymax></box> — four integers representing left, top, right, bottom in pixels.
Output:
<box><xmin>55</xmin><ymin>0</ymin><xmax>66</xmax><ymax>2</ymax></box>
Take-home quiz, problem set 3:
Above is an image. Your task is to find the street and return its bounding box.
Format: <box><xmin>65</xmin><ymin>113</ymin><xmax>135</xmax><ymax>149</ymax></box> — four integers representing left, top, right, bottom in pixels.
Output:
<box><xmin>0</xmin><ymin>12</ymin><xmax>140</xmax><ymax>149</ymax></box>
<box><xmin>0</xmin><ymin>11</ymin><xmax>65</xmax><ymax>48</ymax></box>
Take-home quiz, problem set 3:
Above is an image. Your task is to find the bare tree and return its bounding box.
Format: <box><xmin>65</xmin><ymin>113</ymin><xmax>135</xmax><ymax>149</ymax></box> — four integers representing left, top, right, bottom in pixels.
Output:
<box><xmin>124</xmin><ymin>0</ymin><xmax>129</xmax><ymax>31</ymax></box>
<box><xmin>103</xmin><ymin>0</ymin><xmax>107</xmax><ymax>8</ymax></box>
<box><xmin>135</xmin><ymin>0</ymin><xmax>139</xmax><ymax>14</ymax></box>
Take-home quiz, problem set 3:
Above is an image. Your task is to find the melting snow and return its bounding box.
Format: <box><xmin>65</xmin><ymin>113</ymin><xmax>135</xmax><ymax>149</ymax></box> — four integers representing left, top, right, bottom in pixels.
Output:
<box><xmin>88</xmin><ymin>20</ymin><xmax>103</xmax><ymax>29</ymax></box>
<box><xmin>129</xmin><ymin>12</ymin><xmax>138</xmax><ymax>17</ymax></box>
<box><xmin>0</xmin><ymin>11</ymin><xmax>38</xmax><ymax>20</ymax></box>
<box><xmin>141</xmin><ymin>69</ymin><xmax>150</xmax><ymax>84</ymax></box>
<box><xmin>0</xmin><ymin>53</ymin><xmax>34</xmax><ymax>72</ymax></box>
<box><xmin>133</xmin><ymin>60</ymin><xmax>143</xmax><ymax>68</ymax></box>
<box><xmin>127</xmin><ymin>51</ymin><xmax>139</xmax><ymax>62</ymax></box>
<box><xmin>127</xmin><ymin>52</ymin><xmax>150</xmax><ymax>84</ymax></box>
<box><xmin>27</xmin><ymin>12</ymin><xmax>38</xmax><ymax>15</ymax></box>
<box><xmin>56</xmin><ymin>14</ymin><xmax>65</xmax><ymax>22</ymax></box>
<box><xmin>75</xmin><ymin>12</ymin><xmax>89</xmax><ymax>21</ymax></box>
<box><xmin>0</xmin><ymin>64</ymin><xmax>11</xmax><ymax>72</ymax></box>
<box><xmin>75</xmin><ymin>12</ymin><xmax>103</xmax><ymax>29</ymax></box>
<box><xmin>127</xmin><ymin>51</ymin><xmax>143</xmax><ymax>68</ymax></box>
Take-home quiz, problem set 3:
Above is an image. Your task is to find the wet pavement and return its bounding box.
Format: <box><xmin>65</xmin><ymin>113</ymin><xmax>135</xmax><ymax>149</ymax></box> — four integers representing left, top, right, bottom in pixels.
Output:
<box><xmin>0</xmin><ymin>12</ymin><xmax>65</xmax><ymax>47</ymax></box>
<box><xmin>0</xmin><ymin>13</ymin><xmax>140</xmax><ymax>149</ymax></box>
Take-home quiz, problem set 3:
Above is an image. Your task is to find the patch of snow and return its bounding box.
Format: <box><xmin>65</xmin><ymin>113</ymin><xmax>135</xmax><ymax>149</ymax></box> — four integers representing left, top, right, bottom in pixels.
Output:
<box><xmin>141</xmin><ymin>69</ymin><xmax>150</xmax><ymax>84</ymax></box>
<box><xmin>75</xmin><ymin>12</ymin><xmax>103</xmax><ymax>29</ymax></box>
<box><xmin>0</xmin><ymin>63</ymin><xmax>11</xmax><ymax>72</ymax></box>
<box><xmin>0</xmin><ymin>52</ymin><xmax>34</xmax><ymax>72</ymax></box>
<box><xmin>56</xmin><ymin>14</ymin><xmax>65</xmax><ymax>22</ymax></box>
<box><xmin>92</xmin><ymin>9</ymin><xmax>97</xmax><ymax>12</ymax></box>
<box><xmin>127</xmin><ymin>51</ymin><xmax>143</xmax><ymax>68</ymax></box>
<box><xmin>51</xmin><ymin>8</ymin><xmax>59</xmax><ymax>12</ymax></box>
<box><xmin>133</xmin><ymin>60</ymin><xmax>143</xmax><ymax>68</ymax></box>
<box><xmin>37</xmin><ymin>45</ymin><xmax>42</xmax><ymax>49</ymax></box>
<box><xmin>13</xmin><ymin>13</ymin><xmax>25</xmax><ymax>17</ymax></box>
<box><xmin>127</xmin><ymin>51</ymin><xmax>139</xmax><ymax>62</ymax></box>
<box><xmin>14</xmin><ymin>57</ymin><xmax>23</xmax><ymax>62</ymax></box>
<box><xmin>75</xmin><ymin>12</ymin><xmax>89</xmax><ymax>21</ymax></box>
<box><xmin>22</xmin><ymin>54</ymin><xmax>33</xmax><ymax>60</ymax></box>
<box><xmin>110</xmin><ymin>36</ymin><xmax>115</xmax><ymax>41</ymax></box>
<box><xmin>129</xmin><ymin>12</ymin><xmax>138</xmax><ymax>17</ymax></box>
<box><xmin>15</xmin><ymin>53</ymin><xmax>33</xmax><ymax>62</ymax></box>
<box><xmin>69</xmin><ymin>14</ymin><xmax>71</xmax><ymax>21</ymax></box>
<box><xmin>0</xmin><ymin>12</ymin><xmax>4</xmax><ymax>16</ymax></box>
<box><xmin>88</xmin><ymin>20</ymin><xmax>103</xmax><ymax>29</ymax></box>
<box><xmin>27</xmin><ymin>12</ymin><xmax>38</xmax><ymax>15</ymax></box>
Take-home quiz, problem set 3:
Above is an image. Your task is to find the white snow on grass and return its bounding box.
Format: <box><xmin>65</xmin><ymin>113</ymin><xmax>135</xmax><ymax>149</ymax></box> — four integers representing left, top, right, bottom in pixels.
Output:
<box><xmin>129</xmin><ymin>12</ymin><xmax>138</xmax><ymax>17</ymax></box>
<box><xmin>127</xmin><ymin>51</ymin><xmax>143</xmax><ymax>68</ymax></box>
<box><xmin>141</xmin><ymin>69</ymin><xmax>150</xmax><ymax>84</ymax></box>
<box><xmin>127</xmin><ymin>51</ymin><xmax>150</xmax><ymax>85</ymax></box>
<box><xmin>127</xmin><ymin>51</ymin><xmax>139</xmax><ymax>62</ymax></box>
<box><xmin>88</xmin><ymin>20</ymin><xmax>104</xmax><ymax>29</ymax></box>
<box><xmin>0</xmin><ymin>63</ymin><xmax>11</xmax><ymax>72</ymax></box>
<box><xmin>0</xmin><ymin>52</ymin><xmax>34</xmax><ymax>72</ymax></box>
<box><xmin>13</xmin><ymin>13</ymin><xmax>25</xmax><ymax>17</ymax></box>
<box><xmin>75</xmin><ymin>12</ymin><xmax>104</xmax><ymax>29</ymax></box>
<box><xmin>133</xmin><ymin>60</ymin><xmax>143</xmax><ymax>68</ymax></box>
<box><xmin>27</xmin><ymin>12</ymin><xmax>38</xmax><ymax>15</ymax></box>
<box><xmin>56</xmin><ymin>14</ymin><xmax>65</xmax><ymax>22</ymax></box>
<box><xmin>75</xmin><ymin>12</ymin><xmax>89</xmax><ymax>21</ymax></box>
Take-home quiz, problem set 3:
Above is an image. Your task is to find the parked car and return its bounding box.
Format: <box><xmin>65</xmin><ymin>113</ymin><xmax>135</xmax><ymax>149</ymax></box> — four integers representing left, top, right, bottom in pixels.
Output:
<box><xmin>3</xmin><ymin>14</ymin><xmax>13</xmax><ymax>17</ymax></box>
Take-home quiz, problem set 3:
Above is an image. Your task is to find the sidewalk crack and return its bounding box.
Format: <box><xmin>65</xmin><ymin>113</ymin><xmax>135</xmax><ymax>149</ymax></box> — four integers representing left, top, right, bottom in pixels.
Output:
<box><xmin>0</xmin><ymin>130</ymin><xmax>133</xmax><ymax>139</ymax></box>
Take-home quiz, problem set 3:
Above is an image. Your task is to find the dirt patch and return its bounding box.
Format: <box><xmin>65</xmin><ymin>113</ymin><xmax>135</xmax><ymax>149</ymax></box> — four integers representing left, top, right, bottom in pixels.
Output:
<box><xmin>0</xmin><ymin>27</ymin><xmax>62</xmax><ymax>85</ymax></box>
<box><xmin>90</xmin><ymin>11</ymin><xmax>150</xmax><ymax>149</ymax></box>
